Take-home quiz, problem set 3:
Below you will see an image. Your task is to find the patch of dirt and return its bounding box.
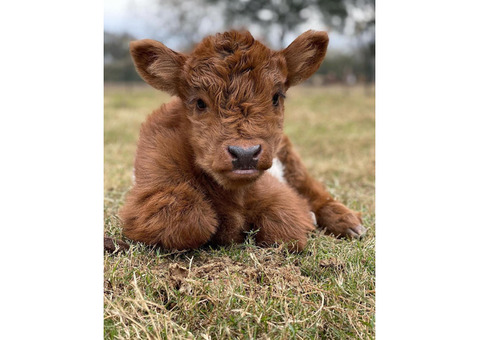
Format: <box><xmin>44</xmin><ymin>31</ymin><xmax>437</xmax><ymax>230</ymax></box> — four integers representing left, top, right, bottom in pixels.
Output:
<box><xmin>165</xmin><ymin>251</ymin><xmax>323</xmax><ymax>299</ymax></box>
<box><xmin>168</xmin><ymin>263</ymin><xmax>191</xmax><ymax>293</ymax></box>
<box><xmin>104</xmin><ymin>237</ymin><xmax>130</xmax><ymax>253</ymax></box>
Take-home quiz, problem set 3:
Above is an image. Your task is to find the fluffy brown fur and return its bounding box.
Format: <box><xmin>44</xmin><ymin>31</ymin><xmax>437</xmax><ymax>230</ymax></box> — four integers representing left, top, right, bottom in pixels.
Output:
<box><xmin>119</xmin><ymin>30</ymin><xmax>366</xmax><ymax>252</ymax></box>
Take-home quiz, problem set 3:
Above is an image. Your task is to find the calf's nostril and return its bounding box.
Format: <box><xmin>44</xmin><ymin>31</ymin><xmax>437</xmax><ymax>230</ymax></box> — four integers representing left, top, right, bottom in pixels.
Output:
<box><xmin>252</xmin><ymin>145</ymin><xmax>261</xmax><ymax>158</ymax></box>
<box><xmin>227</xmin><ymin>146</ymin><xmax>240</xmax><ymax>160</ymax></box>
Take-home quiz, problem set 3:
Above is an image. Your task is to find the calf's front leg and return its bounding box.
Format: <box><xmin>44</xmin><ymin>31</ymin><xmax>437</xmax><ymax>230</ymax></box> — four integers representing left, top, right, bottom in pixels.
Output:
<box><xmin>120</xmin><ymin>182</ymin><xmax>218</xmax><ymax>250</ymax></box>
<box><xmin>276</xmin><ymin>134</ymin><xmax>366</xmax><ymax>239</ymax></box>
<box><xmin>246</xmin><ymin>174</ymin><xmax>315</xmax><ymax>252</ymax></box>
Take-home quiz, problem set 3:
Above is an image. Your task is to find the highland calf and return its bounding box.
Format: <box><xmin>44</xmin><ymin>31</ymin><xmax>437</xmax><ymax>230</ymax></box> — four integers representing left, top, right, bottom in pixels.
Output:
<box><xmin>119</xmin><ymin>30</ymin><xmax>366</xmax><ymax>251</ymax></box>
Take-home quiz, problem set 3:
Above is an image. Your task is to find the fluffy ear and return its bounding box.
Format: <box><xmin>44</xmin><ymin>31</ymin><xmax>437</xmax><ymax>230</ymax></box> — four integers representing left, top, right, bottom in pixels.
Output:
<box><xmin>130</xmin><ymin>39</ymin><xmax>186</xmax><ymax>95</ymax></box>
<box><xmin>282</xmin><ymin>30</ymin><xmax>329</xmax><ymax>87</ymax></box>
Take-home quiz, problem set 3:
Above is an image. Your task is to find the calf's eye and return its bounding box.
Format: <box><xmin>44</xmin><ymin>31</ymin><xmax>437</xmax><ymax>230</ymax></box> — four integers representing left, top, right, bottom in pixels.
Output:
<box><xmin>196</xmin><ymin>99</ymin><xmax>207</xmax><ymax>111</ymax></box>
<box><xmin>272</xmin><ymin>93</ymin><xmax>279</xmax><ymax>106</ymax></box>
<box><xmin>272</xmin><ymin>93</ymin><xmax>283</xmax><ymax>106</ymax></box>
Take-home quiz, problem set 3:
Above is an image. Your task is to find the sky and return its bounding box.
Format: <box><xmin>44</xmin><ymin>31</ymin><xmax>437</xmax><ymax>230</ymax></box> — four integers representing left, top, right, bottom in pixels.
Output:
<box><xmin>104</xmin><ymin>0</ymin><xmax>157</xmax><ymax>39</ymax></box>
<box><xmin>104</xmin><ymin>0</ymin><xmax>356</xmax><ymax>51</ymax></box>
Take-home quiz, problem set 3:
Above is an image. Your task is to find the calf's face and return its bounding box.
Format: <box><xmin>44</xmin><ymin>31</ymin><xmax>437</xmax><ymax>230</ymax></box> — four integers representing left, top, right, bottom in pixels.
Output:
<box><xmin>130</xmin><ymin>30</ymin><xmax>328</xmax><ymax>189</ymax></box>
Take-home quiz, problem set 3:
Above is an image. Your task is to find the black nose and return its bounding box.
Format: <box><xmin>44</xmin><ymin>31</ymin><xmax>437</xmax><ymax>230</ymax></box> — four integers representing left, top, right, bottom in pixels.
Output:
<box><xmin>227</xmin><ymin>145</ymin><xmax>262</xmax><ymax>170</ymax></box>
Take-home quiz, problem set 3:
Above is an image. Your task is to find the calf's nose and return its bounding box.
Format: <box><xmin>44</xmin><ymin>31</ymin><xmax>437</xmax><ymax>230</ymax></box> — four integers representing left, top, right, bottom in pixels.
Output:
<box><xmin>227</xmin><ymin>145</ymin><xmax>262</xmax><ymax>170</ymax></box>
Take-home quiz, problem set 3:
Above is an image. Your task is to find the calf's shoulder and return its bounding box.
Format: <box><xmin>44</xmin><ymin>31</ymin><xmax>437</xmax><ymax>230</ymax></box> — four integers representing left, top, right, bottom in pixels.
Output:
<box><xmin>134</xmin><ymin>98</ymin><xmax>194</xmax><ymax>186</ymax></box>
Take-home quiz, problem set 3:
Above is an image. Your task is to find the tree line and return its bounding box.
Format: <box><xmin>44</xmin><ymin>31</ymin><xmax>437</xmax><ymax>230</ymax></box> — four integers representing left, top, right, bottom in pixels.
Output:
<box><xmin>105</xmin><ymin>0</ymin><xmax>374</xmax><ymax>84</ymax></box>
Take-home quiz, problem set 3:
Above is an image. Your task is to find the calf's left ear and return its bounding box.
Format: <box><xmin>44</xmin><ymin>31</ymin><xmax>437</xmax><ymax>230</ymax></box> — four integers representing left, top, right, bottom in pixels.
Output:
<box><xmin>282</xmin><ymin>30</ymin><xmax>329</xmax><ymax>87</ymax></box>
<box><xmin>130</xmin><ymin>39</ymin><xmax>186</xmax><ymax>96</ymax></box>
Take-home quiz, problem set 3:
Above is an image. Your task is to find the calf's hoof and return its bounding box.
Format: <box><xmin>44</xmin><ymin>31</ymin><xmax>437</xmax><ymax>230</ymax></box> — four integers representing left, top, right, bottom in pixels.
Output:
<box><xmin>317</xmin><ymin>202</ymin><xmax>367</xmax><ymax>240</ymax></box>
<box><xmin>346</xmin><ymin>224</ymin><xmax>367</xmax><ymax>239</ymax></box>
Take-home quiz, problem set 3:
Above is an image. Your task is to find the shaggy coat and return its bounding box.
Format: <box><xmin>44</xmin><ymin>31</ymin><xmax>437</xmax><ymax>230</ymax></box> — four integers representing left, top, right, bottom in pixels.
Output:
<box><xmin>120</xmin><ymin>30</ymin><xmax>366</xmax><ymax>251</ymax></box>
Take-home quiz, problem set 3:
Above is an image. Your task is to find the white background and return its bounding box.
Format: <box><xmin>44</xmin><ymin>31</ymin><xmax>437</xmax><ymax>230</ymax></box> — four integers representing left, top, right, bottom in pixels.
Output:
<box><xmin>1</xmin><ymin>0</ymin><xmax>479</xmax><ymax>338</ymax></box>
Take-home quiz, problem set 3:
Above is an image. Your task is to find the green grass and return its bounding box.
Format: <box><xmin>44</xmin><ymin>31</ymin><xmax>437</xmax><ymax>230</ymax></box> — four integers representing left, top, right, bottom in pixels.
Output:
<box><xmin>104</xmin><ymin>84</ymin><xmax>375</xmax><ymax>339</ymax></box>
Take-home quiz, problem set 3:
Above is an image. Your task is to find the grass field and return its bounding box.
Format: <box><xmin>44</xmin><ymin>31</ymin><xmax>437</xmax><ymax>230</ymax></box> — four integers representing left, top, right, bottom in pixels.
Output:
<box><xmin>104</xmin><ymin>84</ymin><xmax>375</xmax><ymax>339</ymax></box>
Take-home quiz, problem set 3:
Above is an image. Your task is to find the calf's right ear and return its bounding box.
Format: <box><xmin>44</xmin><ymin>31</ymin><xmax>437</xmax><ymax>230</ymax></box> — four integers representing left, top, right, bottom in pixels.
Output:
<box><xmin>130</xmin><ymin>39</ymin><xmax>186</xmax><ymax>96</ymax></box>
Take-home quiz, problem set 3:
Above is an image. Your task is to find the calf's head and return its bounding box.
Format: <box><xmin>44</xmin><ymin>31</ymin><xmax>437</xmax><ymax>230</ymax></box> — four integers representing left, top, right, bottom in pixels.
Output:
<box><xmin>130</xmin><ymin>30</ymin><xmax>328</xmax><ymax>189</ymax></box>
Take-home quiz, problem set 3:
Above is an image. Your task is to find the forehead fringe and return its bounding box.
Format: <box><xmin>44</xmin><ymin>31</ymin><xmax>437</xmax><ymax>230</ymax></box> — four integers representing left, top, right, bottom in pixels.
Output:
<box><xmin>184</xmin><ymin>31</ymin><xmax>287</xmax><ymax>110</ymax></box>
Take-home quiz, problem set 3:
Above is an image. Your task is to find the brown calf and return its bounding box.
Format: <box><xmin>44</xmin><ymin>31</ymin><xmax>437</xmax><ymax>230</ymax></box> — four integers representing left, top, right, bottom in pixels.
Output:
<box><xmin>119</xmin><ymin>30</ymin><xmax>366</xmax><ymax>252</ymax></box>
